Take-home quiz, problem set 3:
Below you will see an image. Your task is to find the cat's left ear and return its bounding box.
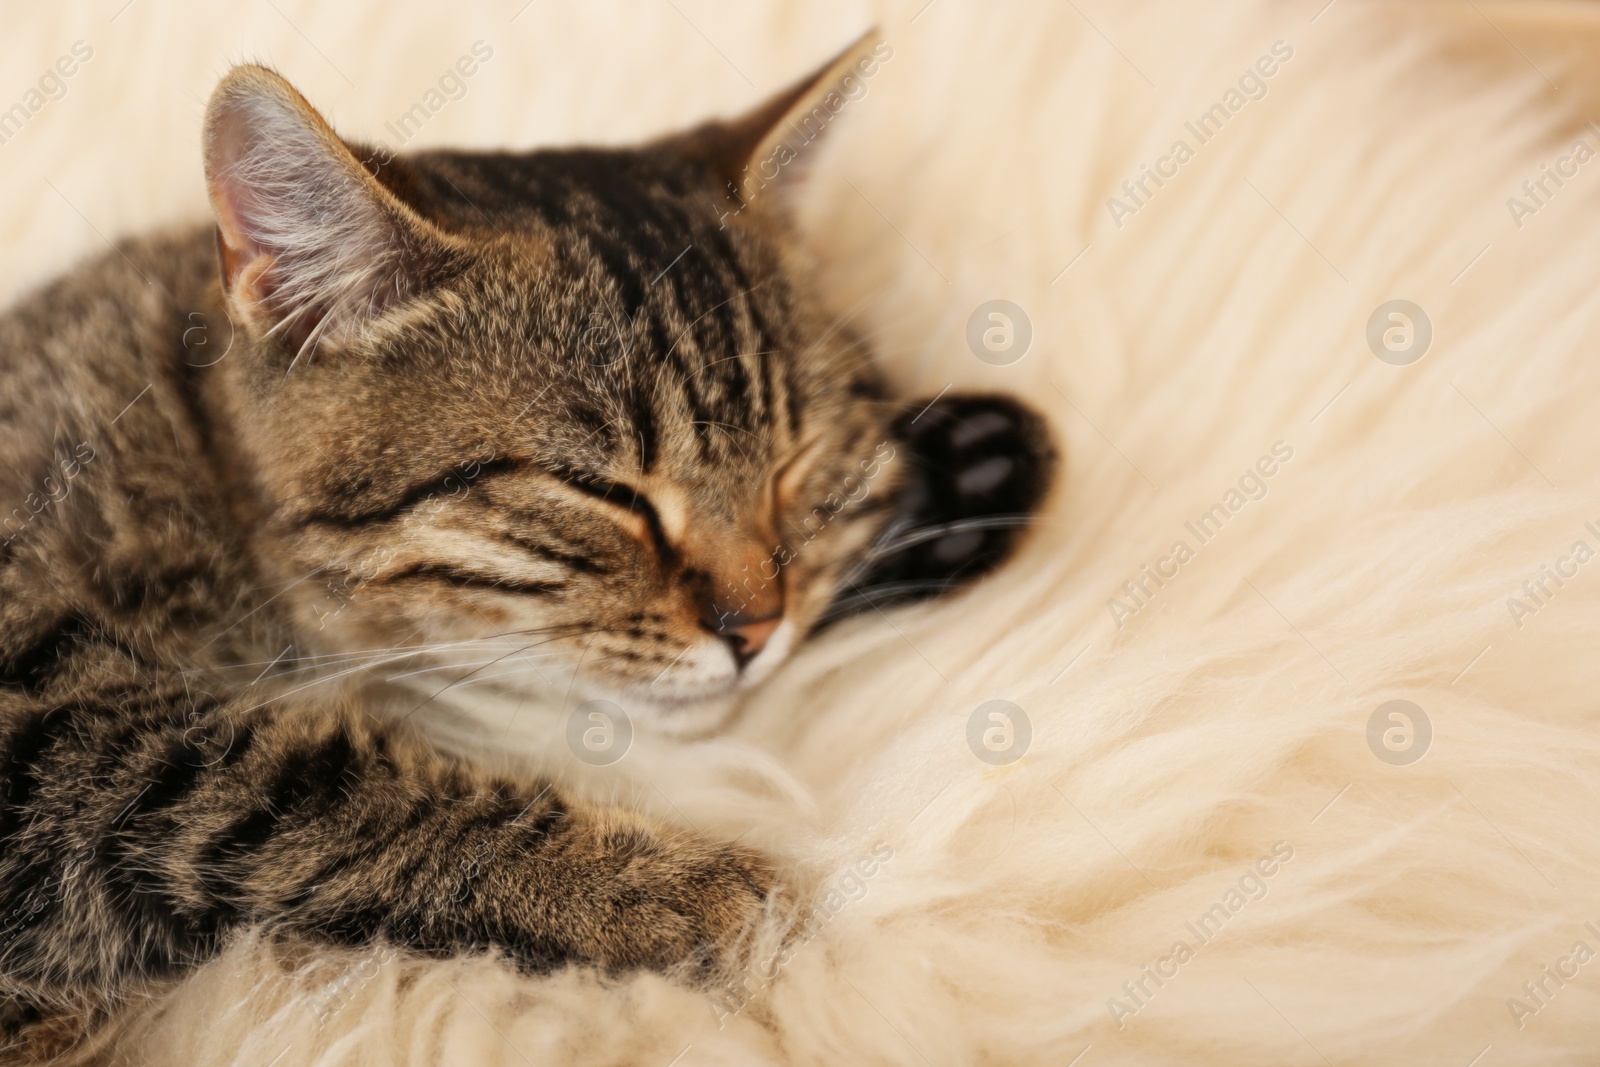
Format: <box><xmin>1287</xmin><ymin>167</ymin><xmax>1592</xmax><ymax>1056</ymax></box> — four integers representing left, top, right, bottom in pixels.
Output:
<box><xmin>203</xmin><ymin>64</ymin><xmax>458</xmax><ymax>362</ymax></box>
<box><xmin>663</xmin><ymin>30</ymin><xmax>892</xmax><ymax>224</ymax></box>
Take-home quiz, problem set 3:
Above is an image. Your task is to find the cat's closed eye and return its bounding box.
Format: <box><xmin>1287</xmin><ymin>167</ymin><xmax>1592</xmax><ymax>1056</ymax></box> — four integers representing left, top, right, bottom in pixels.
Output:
<box><xmin>549</xmin><ymin>470</ymin><xmax>671</xmax><ymax>556</ymax></box>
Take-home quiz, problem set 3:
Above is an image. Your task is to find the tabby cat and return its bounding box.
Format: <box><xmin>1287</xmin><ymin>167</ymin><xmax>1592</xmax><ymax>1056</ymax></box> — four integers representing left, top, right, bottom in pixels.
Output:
<box><xmin>0</xmin><ymin>34</ymin><xmax>1051</xmax><ymax>1050</ymax></box>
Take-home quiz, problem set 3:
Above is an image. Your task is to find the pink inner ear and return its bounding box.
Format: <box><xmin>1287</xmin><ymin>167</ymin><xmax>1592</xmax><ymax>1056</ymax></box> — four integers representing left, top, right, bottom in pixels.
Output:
<box><xmin>208</xmin><ymin>106</ymin><xmax>282</xmax><ymax>306</ymax></box>
<box><xmin>212</xmin><ymin>170</ymin><xmax>272</xmax><ymax>302</ymax></box>
<box><xmin>210</xmin><ymin>159</ymin><xmax>330</xmax><ymax>355</ymax></box>
<box><xmin>204</xmin><ymin>90</ymin><xmax>369</xmax><ymax>355</ymax></box>
<box><xmin>203</xmin><ymin>68</ymin><xmax>449</xmax><ymax>361</ymax></box>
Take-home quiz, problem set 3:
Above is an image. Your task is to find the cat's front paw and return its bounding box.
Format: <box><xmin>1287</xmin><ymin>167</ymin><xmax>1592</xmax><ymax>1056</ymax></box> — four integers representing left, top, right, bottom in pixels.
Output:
<box><xmin>551</xmin><ymin>817</ymin><xmax>777</xmax><ymax>979</ymax></box>
<box><xmin>824</xmin><ymin>392</ymin><xmax>1056</xmax><ymax>622</ymax></box>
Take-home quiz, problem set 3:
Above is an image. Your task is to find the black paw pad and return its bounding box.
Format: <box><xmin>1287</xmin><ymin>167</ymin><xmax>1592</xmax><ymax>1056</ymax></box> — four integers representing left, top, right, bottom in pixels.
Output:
<box><xmin>822</xmin><ymin>393</ymin><xmax>1056</xmax><ymax>625</ymax></box>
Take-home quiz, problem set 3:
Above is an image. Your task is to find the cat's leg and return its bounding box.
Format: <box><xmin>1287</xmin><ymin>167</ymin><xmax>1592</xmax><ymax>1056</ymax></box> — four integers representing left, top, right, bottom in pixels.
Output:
<box><xmin>0</xmin><ymin>674</ymin><xmax>773</xmax><ymax>1016</ymax></box>
<box><xmin>824</xmin><ymin>393</ymin><xmax>1056</xmax><ymax>621</ymax></box>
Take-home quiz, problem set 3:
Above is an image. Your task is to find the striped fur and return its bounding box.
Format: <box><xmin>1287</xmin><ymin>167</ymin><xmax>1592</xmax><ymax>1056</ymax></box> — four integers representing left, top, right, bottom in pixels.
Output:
<box><xmin>0</xmin><ymin>53</ymin><xmax>1051</xmax><ymax>1055</ymax></box>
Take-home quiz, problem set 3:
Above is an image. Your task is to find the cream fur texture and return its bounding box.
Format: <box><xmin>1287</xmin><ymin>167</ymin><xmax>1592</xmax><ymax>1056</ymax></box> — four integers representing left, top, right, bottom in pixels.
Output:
<box><xmin>6</xmin><ymin>1</ymin><xmax>1600</xmax><ymax>1063</ymax></box>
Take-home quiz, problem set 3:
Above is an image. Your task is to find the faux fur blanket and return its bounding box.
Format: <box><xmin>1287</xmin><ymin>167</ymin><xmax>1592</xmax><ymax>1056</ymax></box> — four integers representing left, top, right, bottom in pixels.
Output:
<box><xmin>5</xmin><ymin>1</ymin><xmax>1600</xmax><ymax>1063</ymax></box>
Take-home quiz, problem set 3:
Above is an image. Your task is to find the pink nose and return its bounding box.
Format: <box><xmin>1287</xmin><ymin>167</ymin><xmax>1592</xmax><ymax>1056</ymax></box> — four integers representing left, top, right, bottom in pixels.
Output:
<box><xmin>712</xmin><ymin>612</ymin><xmax>782</xmax><ymax>669</ymax></box>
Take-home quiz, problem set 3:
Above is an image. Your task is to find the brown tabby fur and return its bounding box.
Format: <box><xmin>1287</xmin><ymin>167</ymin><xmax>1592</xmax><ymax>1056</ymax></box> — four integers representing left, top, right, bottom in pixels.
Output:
<box><xmin>0</xmin><ymin>35</ymin><xmax>1053</xmax><ymax>1058</ymax></box>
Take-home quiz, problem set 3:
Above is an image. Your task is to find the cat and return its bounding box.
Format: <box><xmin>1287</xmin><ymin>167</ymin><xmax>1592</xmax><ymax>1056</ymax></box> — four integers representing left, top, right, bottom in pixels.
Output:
<box><xmin>0</xmin><ymin>33</ymin><xmax>1052</xmax><ymax>1052</ymax></box>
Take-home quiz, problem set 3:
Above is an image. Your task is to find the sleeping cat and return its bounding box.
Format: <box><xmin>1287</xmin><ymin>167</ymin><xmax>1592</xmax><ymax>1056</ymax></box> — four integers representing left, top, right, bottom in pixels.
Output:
<box><xmin>0</xmin><ymin>34</ymin><xmax>1051</xmax><ymax>1050</ymax></box>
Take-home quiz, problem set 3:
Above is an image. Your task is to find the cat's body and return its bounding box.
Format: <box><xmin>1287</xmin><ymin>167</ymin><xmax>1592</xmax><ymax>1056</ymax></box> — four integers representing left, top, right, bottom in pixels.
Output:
<box><xmin>0</xmin><ymin>39</ymin><xmax>1051</xmax><ymax>1053</ymax></box>
<box><xmin>0</xmin><ymin>218</ymin><xmax>782</xmax><ymax>1026</ymax></box>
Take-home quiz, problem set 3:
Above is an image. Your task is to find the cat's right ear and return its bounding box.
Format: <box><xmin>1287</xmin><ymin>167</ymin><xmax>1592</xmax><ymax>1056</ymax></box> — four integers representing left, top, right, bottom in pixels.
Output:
<box><xmin>662</xmin><ymin>30</ymin><xmax>892</xmax><ymax>226</ymax></box>
<box><xmin>203</xmin><ymin>65</ymin><xmax>456</xmax><ymax>364</ymax></box>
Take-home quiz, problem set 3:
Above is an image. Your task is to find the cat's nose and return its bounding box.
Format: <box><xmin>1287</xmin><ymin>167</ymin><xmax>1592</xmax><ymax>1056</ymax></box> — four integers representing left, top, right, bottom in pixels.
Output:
<box><xmin>708</xmin><ymin>610</ymin><xmax>783</xmax><ymax>670</ymax></box>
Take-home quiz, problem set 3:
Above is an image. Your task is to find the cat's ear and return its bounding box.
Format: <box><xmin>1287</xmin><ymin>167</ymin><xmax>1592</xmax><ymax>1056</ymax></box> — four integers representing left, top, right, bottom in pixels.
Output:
<box><xmin>203</xmin><ymin>64</ymin><xmax>455</xmax><ymax>361</ymax></box>
<box><xmin>664</xmin><ymin>30</ymin><xmax>892</xmax><ymax>224</ymax></box>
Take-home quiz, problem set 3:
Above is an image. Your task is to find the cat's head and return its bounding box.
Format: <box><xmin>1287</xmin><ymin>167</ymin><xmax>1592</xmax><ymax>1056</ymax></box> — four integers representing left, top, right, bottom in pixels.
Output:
<box><xmin>203</xmin><ymin>39</ymin><xmax>1053</xmax><ymax>733</ymax></box>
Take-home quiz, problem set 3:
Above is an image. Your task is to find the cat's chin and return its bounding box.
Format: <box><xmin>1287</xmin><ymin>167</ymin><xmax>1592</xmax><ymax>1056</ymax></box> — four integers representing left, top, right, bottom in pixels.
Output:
<box><xmin>575</xmin><ymin>671</ymin><xmax>745</xmax><ymax>738</ymax></box>
<box><xmin>623</xmin><ymin>688</ymin><xmax>742</xmax><ymax>738</ymax></box>
<box><xmin>368</xmin><ymin>630</ymin><xmax>783</xmax><ymax>746</ymax></box>
<box><xmin>586</xmin><ymin>624</ymin><xmax>797</xmax><ymax>737</ymax></box>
